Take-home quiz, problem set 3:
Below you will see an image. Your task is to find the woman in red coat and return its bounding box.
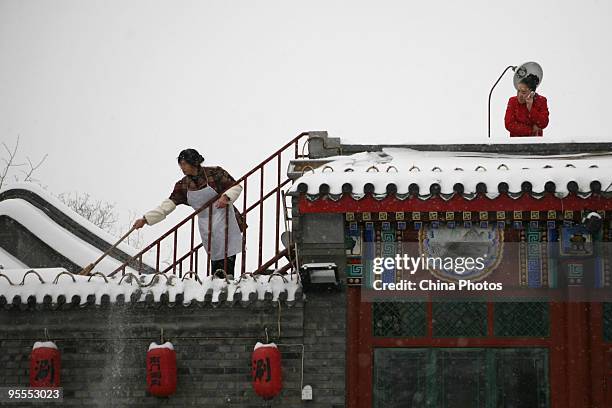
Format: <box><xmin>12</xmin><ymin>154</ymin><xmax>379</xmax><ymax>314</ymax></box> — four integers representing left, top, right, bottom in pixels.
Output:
<box><xmin>504</xmin><ymin>74</ymin><xmax>549</xmax><ymax>137</ymax></box>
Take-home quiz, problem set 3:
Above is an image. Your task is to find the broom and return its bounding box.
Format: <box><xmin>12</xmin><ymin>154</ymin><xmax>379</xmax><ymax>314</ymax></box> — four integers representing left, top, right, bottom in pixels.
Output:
<box><xmin>78</xmin><ymin>225</ymin><xmax>138</xmax><ymax>275</ymax></box>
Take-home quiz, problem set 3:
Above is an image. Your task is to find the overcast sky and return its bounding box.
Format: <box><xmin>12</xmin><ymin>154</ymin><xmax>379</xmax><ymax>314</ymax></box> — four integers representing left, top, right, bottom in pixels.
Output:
<box><xmin>1</xmin><ymin>0</ymin><xmax>611</xmax><ymax>244</ymax></box>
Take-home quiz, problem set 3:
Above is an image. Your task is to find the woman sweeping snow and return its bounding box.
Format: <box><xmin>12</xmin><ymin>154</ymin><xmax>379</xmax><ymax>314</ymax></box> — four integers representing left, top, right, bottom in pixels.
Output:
<box><xmin>133</xmin><ymin>149</ymin><xmax>244</xmax><ymax>279</ymax></box>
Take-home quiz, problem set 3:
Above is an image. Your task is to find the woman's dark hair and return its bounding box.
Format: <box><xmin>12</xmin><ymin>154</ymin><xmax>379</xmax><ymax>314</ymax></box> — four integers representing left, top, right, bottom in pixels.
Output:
<box><xmin>519</xmin><ymin>74</ymin><xmax>540</xmax><ymax>91</ymax></box>
<box><xmin>177</xmin><ymin>149</ymin><xmax>204</xmax><ymax>166</ymax></box>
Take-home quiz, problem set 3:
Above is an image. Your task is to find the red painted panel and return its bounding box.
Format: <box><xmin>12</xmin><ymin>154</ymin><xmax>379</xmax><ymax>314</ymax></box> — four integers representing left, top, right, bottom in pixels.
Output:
<box><xmin>549</xmin><ymin>302</ymin><xmax>568</xmax><ymax>408</ymax></box>
<box><xmin>299</xmin><ymin>193</ymin><xmax>612</xmax><ymax>213</ymax></box>
<box><xmin>346</xmin><ymin>288</ymin><xmax>360</xmax><ymax>408</ymax></box>
<box><xmin>566</xmin><ymin>302</ymin><xmax>591</xmax><ymax>407</ymax></box>
<box><xmin>590</xmin><ymin>303</ymin><xmax>608</xmax><ymax>408</ymax></box>
<box><xmin>357</xmin><ymin>301</ymin><xmax>373</xmax><ymax>408</ymax></box>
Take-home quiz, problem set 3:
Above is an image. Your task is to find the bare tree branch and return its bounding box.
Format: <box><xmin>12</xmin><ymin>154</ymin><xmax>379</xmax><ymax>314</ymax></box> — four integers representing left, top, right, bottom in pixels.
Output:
<box><xmin>0</xmin><ymin>136</ymin><xmax>47</xmax><ymax>189</ymax></box>
<box><xmin>122</xmin><ymin>209</ymin><xmax>144</xmax><ymax>249</ymax></box>
<box><xmin>21</xmin><ymin>154</ymin><xmax>48</xmax><ymax>182</ymax></box>
<box><xmin>0</xmin><ymin>136</ymin><xmax>141</xmax><ymax>251</ymax></box>
<box><xmin>0</xmin><ymin>136</ymin><xmax>20</xmax><ymax>189</ymax></box>
<box><xmin>57</xmin><ymin>192</ymin><xmax>119</xmax><ymax>233</ymax></box>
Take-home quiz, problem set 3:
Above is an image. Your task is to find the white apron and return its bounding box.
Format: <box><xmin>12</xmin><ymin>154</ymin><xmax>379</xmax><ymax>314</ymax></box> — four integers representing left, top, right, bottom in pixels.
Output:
<box><xmin>187</xmin><ymin>185</ymin><xmax>242</xmax><ymax>261</ymax></box>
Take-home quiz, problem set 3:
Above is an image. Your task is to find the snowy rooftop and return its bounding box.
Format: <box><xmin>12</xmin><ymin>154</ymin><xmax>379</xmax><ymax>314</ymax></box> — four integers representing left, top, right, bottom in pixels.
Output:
<box><xmin>0</xmin><ymin>268</ymin><xmax>302</xmax><ymax>309</ymax></box>
<box><xmin>0</xmin><ymin>182</ymin><xmax>156</xmax><ymax>274</ymax></box>
<box><xmin>290</xmin><ymin>148</ymin><xmax>612</xmax><ymax>198</ymax></box>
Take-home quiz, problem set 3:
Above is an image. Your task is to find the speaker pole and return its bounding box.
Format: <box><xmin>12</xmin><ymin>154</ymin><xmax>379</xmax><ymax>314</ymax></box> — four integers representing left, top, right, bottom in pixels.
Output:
<box><xmin>488</xmin><ymin>65</ymin><xmax>516</xmax><ymax>138</ymax></box>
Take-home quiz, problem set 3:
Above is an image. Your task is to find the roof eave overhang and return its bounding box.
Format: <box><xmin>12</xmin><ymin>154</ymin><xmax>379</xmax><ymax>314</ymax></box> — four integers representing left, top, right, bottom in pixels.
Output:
<box><xmin>298</xmin><ymin>192</ymin><xmax>612</xmax><ymax>214</ymax></box>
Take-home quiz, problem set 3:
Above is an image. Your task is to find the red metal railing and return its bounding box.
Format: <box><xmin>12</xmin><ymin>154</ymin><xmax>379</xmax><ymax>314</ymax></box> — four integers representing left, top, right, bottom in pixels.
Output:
<box><xmin>108</xmin><ymin>132</ymin><xmax>309</xmax><ymax>278</ymax></box>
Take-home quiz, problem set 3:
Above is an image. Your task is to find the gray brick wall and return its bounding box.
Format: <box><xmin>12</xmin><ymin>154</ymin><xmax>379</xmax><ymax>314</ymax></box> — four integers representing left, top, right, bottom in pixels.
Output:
<box><xmin>0</xmin><ymin>294</ymin><xmax>346</xmax><ymax>407</ymax></box>
<box><xmin>302</xmin><ymin>291</ymin><xmax>346</xmax><ymax>408</ymax></box>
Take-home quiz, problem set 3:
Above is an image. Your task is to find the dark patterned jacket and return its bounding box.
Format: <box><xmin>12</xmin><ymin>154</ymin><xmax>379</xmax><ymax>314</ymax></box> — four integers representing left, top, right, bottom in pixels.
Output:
<box><xmin>144</xmin><ymin>166</ymin><xmax>246</xmax><ymax>232</ymax></box>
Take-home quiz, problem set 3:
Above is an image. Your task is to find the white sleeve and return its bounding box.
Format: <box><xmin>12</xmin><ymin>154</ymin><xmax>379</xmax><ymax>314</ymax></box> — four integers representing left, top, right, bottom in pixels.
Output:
<box><xmin>223</xmin><ymin>184</ymin><xmax>243</xmax><ymax>203</ymax></box>
<box><xmin>143</xmin><ymin>198</ymin><xmax>177</xmax><ymax>225</ymax></box>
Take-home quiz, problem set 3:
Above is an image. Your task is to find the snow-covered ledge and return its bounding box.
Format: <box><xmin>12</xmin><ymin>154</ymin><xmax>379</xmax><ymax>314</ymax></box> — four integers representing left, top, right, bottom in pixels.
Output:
<box><xmin>0</xmin><ymin>268</ymin><xmax>302</xmax><ymax>308</ymax></box>
<box><xmin>290</xmin><ymin>148</ymin><xmax>612</xmax><ymax>198</ymax></box>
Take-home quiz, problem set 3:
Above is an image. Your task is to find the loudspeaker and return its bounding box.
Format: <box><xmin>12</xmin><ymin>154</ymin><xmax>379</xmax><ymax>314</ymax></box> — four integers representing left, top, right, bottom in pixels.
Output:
<box><xmin>513</xmin><ymin>61</ymin><xmax>544</xmax><ymax>90</ymax></box>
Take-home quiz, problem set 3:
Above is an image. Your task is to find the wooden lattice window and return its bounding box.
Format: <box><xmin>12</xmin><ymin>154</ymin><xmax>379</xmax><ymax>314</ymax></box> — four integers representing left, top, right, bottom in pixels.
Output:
<box><xmin>373</xmin><ymin>302</ymin><xmax>426</xmax><ymax>337</ymax></box>
<box><xmin>373</xmin><ymin>348</ymin><xmax>549</xmax><ymax>407</ymax></box>
<box><xmin>494</xmin><ymin>302</ymin><xmax>549</xmax><ymax>337</ymax></box>
<box><xmin>432</xmin><ymin>302</ymin><xmax>487</xmax><ymax>337</ymax></box>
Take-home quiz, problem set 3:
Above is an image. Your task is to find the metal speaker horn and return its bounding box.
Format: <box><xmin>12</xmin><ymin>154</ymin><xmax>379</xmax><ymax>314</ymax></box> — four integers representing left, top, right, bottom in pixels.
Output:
<box><xmin>513</xmin><ymin>61</ymin><xmax>543</xmax><ymax>90</ymax></box>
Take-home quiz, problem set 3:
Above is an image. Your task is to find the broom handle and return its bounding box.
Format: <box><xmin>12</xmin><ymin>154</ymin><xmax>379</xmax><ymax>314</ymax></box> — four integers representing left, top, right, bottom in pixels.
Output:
<box><xmin>88</xmin><ymin>225</ymin><xmax>138</xmax><ymax>269</ymax></box>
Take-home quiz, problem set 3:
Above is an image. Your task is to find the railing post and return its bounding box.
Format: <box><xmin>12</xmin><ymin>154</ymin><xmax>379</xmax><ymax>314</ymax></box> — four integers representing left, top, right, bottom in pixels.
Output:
<box><xmin>189</xmin><ymin>217</ymin><xmax>195</xmax><ymax>271</ymax></box>
<box><xmin>224</xmin><ymin>204</ymin><xmax>229</xmax><ymax>275</ymax></box>
<box><xmin>241</xmin><ymin>179</ymin><xmax>248</xmax><ymax>276</ymax></box>
<box><xmin>172</xmin><ymin>230</ymin><xmax>178</xmax><ymax>275</ymax></box>
<box><xmin>156</xmin><ymin>242</ymin><xmax>160</xmax><ymax>273</ymax></box>
<box><xmin>258</xmin><ymin>166</ymin><xmax>264</xmax><ymax>268</ymax></box>
<box><xmin>275</xmin><ymin>153</ymin><xmax>281</xmax><ymax>269</ymax></box>
<box><xmin>207</xmin><ymin>205</ymin><xmax>213</xmax><ymax>276</ymax></box>
<box><xmin>195</xmin><ymin>247</ymin><xmax>199</xmax><ymax>275</ymax></box>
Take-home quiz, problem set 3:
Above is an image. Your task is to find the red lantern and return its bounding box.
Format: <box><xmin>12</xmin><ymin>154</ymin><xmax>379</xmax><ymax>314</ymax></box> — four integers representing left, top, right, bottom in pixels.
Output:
<box><xmin>146</xmin><ymin>342</ymin><xmax>177</xmax><ymax>397</ymax></box>
<box><xmin>30</xmin><ymin>341</ymin><xmax>60</xmax><ymax>387</ymax></box>
<box><xmin>251</xmin><ymin>342</ymin><xmax>282</xmax><ymax>399</ymax></box>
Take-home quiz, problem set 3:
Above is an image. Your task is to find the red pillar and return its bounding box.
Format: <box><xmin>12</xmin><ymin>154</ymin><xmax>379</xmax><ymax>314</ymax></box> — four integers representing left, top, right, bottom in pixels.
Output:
<box><xmin>357</xmin><ymin>301</ymin><xmax>373</xmax><ymax>408</ymax></box>
<box><xmin>566</xmin><ymin>301</ymin><xmax>592</xmax><ymax>407</ymax></box>
<box><xmin>346</xmin><ymin>287</ymin><xmax>361</xmax><ymax>408</ymax></box>
<box><xmin>589</xmin><ymin>302</ymin><xmax>607</xmax><ymax>408</ymax></box>
<box><xmin>550</xmin><ymin>301</ymin><xmax>569</xmax><ymax>408</ymax></box>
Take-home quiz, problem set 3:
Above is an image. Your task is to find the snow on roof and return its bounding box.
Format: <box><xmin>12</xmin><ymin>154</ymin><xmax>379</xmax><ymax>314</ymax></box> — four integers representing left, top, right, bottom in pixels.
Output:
<box><xmin>33</xmin><ymin>341</ymin><xmax>58</xmax><ymax>350</ymax></box>
<box><xmin>0</xmin><ymin>247</ymin><xmax>27</xmax><ymax>269</ymax></box>
<box><xmin>1</xmin><ymin>183</ymin><xmax>144</xmax><ymax>254</ymax></box>
<box><xmin>0</xmin><ymin>268</ymin><xmax>302</xmax><ymax>308</ymax></box>
<box><xmin>290</xmin><ymin>148</ymin><xmax>612</xmax><ymax>198</ymax></box>
<box><xmin>0</xmin><ymin>182</ymin><xmax>155</xmax><ymax>273</ymax></box>
<box><xmin>254</xmin><ymin>342</ymin><xmax>277</xmax><ymax>350</ymax></box>
<box><xmin>148</xmin><ymin>342</ymin><xmax>174</xmax><ymax>351</ymax></box>
<box><xmin>0</xmin><ymin>199</ymin><xmax>139</xmax><ymax>273</ymax></box>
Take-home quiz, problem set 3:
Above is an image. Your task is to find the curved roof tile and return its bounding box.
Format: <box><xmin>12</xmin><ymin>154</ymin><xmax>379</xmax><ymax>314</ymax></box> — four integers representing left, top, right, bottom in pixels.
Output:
<box><xmin>290</xmin><ymin>148</ymin><xmax>612</xmax><ymax>198</ymax></box>
<box><xmin>0</xmin><ymin>268</ymin><xmax>302</xmax><ymax>309</ymax></box>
